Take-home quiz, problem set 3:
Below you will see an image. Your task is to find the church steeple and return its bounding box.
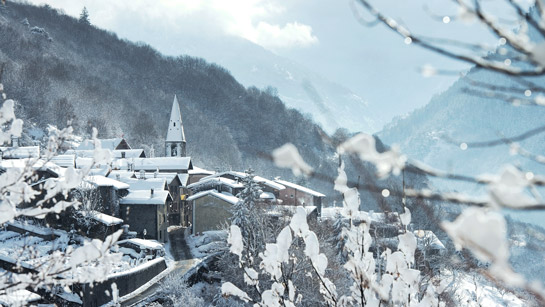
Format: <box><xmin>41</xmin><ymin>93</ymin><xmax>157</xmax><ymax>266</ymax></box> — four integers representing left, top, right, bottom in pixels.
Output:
<box><xmin>165</xmin><ymin>95</ymin><xmax>186</xmax><ymax>157</ymax></box>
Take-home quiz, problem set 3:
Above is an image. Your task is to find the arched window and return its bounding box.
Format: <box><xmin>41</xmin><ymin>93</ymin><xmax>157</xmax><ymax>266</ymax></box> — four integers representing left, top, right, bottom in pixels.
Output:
<box><xmin>173</xmin><ymin>123</ymin><xmax>176</xmax><ymax>127</ymax></box>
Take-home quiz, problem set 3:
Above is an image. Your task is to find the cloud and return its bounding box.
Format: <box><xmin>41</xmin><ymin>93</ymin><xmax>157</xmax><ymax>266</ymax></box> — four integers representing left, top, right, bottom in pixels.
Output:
<box><xmin>24</xmin><ymin>0</ymin><xmax>318</xmax><ymax>51</ymax></box>
<box><xmin>251</xmin><ymin>21</ymin><xmax>318</xmax><ymax>50</ymax></box>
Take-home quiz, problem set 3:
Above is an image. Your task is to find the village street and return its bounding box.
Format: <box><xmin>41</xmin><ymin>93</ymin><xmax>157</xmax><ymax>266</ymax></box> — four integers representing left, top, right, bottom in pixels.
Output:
<box><xmin>122</xmin><ymin>228</ymin><xmax>197</xmax><ymax>306</ymax></box>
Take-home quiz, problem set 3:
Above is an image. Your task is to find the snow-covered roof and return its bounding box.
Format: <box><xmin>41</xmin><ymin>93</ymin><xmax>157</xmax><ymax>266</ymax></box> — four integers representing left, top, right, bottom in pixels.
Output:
<box><xmin>118</xmin><ymin>238</ymin><xmax>163</xmax><ymax>250</ymax></box>
<box><xmin>189</xmin><ymin>166</ymin><xmax>214</xmax><ymax>175</ymax></box>
<box><xmin>50</xmin><ymin>154</ymin><xmax>76</xmax><ymax>168</ymax></box>
<box><xmin>166</xmin><ymin>95</ymin><xmax>186</xmax><ymax>142</ymax></box>
<box><xmin>118</xmin><ymin>177</ymin><xmax>167</xmax><ymax>191</ymax></box>
<box><xmin>187</xmin><ymin>190</ymin><xmax>239</xmax><ymax>205</ymax></box>
<box><xmin>128</xmin><ymin>157</ymin><xmax>193</xmax><ymax>171</ymax></box>
<box><xmin>81</xmin><ymin>210</ymin><xmax>124</xmax><ymax>226</ymax></box>
<box><xmin>108</xmin><ymin>170</ymin><xmax>136</xmax><ymax>180</ymax></box>
<box><xmin>65</xmin><ymin>149</ymin><xmax>145</xmax><ymax>159</ymax></box>
<box><xmin>151</xmin><ymin>172</ymin><xmax>189</xmax><ymax>186</ymax></box>
<box><xmin>274</xmin><ymin>179</ymin><xmax>325</xmax><ymax>197</ymax></box>
<box><xmin>0</xmin><ymin>146</ymin><xmax>40</xmax><ymax>159</ymax></box>
<box><xmin>76</xmin><ymin>138</ymin><xmax>129</xmax><ymax>151</ymax></box>
<box><xmin>0</xmin><ymin>158</ymin><xmax>62</xmax><ymax>177</ymax></box>
<box><xmin>84</xmin><ymin>175</ymin><xmax>130</xmax><ymax>190</ymax></box>
<box><xmin>187</xmin><ymin>177</ymin><xmax>244</xmax><ymax>190</ymax></box>
<box><xmin>120</xmin><ymin>190</ymin><xmax>171</xmax><ymax>205</ymax></box>
<box><xmin>202</xmin><ymin>171</ymin><xmax>285</xmax><ymax>190</ymax></box>
<box><xmin>260</xmin><ymin>191</ymin><xmax>276</xmax><ymax>199</ymax></box>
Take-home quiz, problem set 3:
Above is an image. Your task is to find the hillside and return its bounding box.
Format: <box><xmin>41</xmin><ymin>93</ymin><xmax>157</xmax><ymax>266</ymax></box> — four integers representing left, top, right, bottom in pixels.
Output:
<box><xmin>170</xmin><ymin>33</ymin><xmax>378</xmax><ymax>134</ymax></box>
<box><xmin>379</xmin><ymin>66</ymin><xmax>545</xmax><ymax>224</ymax></box>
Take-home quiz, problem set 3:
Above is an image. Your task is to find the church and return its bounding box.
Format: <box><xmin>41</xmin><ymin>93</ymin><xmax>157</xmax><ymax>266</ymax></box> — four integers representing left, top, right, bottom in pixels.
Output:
<box><xmin>165</xmin><ymin>95</ymin><xmax>186</xmax><ymax>158</ymax></box>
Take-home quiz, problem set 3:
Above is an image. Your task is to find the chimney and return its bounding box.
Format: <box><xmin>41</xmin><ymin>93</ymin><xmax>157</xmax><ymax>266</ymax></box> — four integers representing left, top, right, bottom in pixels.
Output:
<box><xmin>151</xmin><ymin>188</ymin><xmax>154</xmax><ymax>196</ymax></box>
<box><xmin>116</xmin><ymin>174</ymin><xmax>120</xmax><ymax>180</ymax></box>
<box><xmin>140</xmin><ymin>170</ymin><xmax>145</xmax><ymax>179</ymax></box>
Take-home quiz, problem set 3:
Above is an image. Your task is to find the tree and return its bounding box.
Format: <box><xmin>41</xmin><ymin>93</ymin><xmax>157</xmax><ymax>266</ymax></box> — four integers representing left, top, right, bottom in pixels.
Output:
<box><xmin>79</xmin><ymin>6</ymin><xmax>90</xmax><ymax>25</ymax></box>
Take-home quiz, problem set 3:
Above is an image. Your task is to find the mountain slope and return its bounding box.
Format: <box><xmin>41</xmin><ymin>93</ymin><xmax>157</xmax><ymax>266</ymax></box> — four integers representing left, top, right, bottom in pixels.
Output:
<box><xmin>378</xmin><ymin>67</ymin><xmax>545</xmax><ymax>224</ymax></box>
<box><xmin>154</xmin><ymin>32</ymin><xmax>378</xmax><ymax>134</ymax></box>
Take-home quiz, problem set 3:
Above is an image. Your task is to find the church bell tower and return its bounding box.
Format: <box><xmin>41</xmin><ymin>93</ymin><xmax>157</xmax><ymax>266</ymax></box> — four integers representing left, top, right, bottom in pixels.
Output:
<box><xmin>165</xmin><ymin>95</ymin><xmax>186</xmax><ymax>157</ymax></box>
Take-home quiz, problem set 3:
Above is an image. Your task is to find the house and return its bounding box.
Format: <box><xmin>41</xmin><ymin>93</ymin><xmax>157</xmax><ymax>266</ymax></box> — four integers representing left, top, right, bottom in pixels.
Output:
<box><xmin>119</xmin><ymin>189</ymin><xmax>171</xmax><ymax>243</ymax></box>
<box><xmin>274</xmin><ymin>179</ymin><xmax>325</xmax><ymax>215</ymax></box>
<box><xmin>188</xmin><ymin>166</ymin><xmax>215</xmax><ymax>185</ymax></box>
<box><xmin>80</xmin><ymin>175</ymin><xmax>130</xmax><ymax>216</ymax></box>
<box><xmin>187</xmin><ymin>176</ymin><xmax>244</xmax><ymax>196</ymax></box>
<box><xmin>200</xmin><ymin>171</ymin><xmax>285</xmax><ymax>197</ymax></box>
<box><xmin>187</xmin><ymin>190</ymin><xmax>239</xmax><ymax>234</ymax></box>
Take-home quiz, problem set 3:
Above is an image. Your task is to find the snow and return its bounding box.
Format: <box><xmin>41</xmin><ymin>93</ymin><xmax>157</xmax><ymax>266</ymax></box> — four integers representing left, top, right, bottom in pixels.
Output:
<box><xmin>84</xmin><ymin>175</ymin><xmax>130</xmax><ymax>190</ymax></box>
<box><xmin>188</xmin><ymin>166</ymin><xmax>214</xmax><ymax>175</ymax></box>
<box><xmin>81</xmin><ymin>211</ymin><xmax>124</xmax><ymax>226</ymax></box>
<box><xmin>274</xmin><ymin>179</ymin><xmax>325</xmax><ymax>197</ymax></box>
<box><xmin>260</xmin><ymin>191</ymin><xmax>276</xmax><ymax>199</ymax></box>
<box><xmin>186</xmin><ymin>190</ymin><xmax>239</xmax><ymax>205</ymax></box>
<box><xmin>187</xmin><ymin>230</ymin><xmax>228</xmax><ymax>258</ymax></box>
<box><xmin>267</xmin><ymin>205</ymin><xmax>316</xmax><ymax>217</ymax></box>
<box><xmin>271</xmin><ymin>143</ymin><xmax>313</xmax><ymax>176</ymax></box>
<box><xmin>116</xmin><ymin>177</ymin><xmax>167</xmax><ymax>191</ymax></box>
<box><xmin>118</xmin><ymin>238</ymin><xmax>164</xmax><ymax>251</ymax></box>
<box><xmin>201</xmin><ymin>171</ymin><xmax>285</xmax><ymax>190</ymax></box>
<box><xmin>187</xmin><ymin>176</ymin><xmax>243</xmax><ymax>190</ymax></box>
<box><xmin>127</xmin><ymin>157</ymin><xmax>192</xmax><ymax>172</ymax></box>
<box><xmin>0</xmin><ymin>158</ymin><xmax>62</xmax><ymax>177</ymax></box>
<box><xmin>0</xmin><ymin>289</ymin><xmax>41</xmax><ymax>306</ymax></box>
<box><xmin>120</xmin><ymin>189</ymin><xmax>171</xmax><ymax>205</ymax></box>
<box><xmin>228</xmin><ymin>225</ymin><xmax>243</xmax><ymax>260</ymax></box>
<box><xmin>221</xmin><ymin>282</ymin><xmax>252</xmax><ymax>302</ymax></box>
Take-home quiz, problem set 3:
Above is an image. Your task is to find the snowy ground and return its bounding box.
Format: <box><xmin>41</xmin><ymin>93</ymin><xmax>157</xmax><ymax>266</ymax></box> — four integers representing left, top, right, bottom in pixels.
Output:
<box><xmin>186</xmin><ymin>230</ymin><xmax>227</xmax><ymax>258</ymax></box>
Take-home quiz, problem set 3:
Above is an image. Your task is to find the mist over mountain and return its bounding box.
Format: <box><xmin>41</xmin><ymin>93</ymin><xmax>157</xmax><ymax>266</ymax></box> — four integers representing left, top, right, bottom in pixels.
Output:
<box><xmin>379</xmin><ymin>66</ymin><xmax>545</xmax><ymax>225</ymax></box>
<box><xmin>166</xmin><ymin>33</ymin><xmax>378</xmax><ymax>134</ymax></box>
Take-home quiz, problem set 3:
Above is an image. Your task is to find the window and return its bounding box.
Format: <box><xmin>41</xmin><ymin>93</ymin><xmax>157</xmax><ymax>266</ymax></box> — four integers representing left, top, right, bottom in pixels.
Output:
<box><xmin>173</xmin><ymin>122</ymin><xmax>176</xmax><ymax>127</ymax></box>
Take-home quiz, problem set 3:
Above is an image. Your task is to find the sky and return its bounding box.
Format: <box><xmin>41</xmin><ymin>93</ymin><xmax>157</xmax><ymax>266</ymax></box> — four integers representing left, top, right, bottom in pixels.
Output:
<box><xmin>23</xmin><ymin>0</ymin><xmax>510</xmax><ymax>128</ymax></box>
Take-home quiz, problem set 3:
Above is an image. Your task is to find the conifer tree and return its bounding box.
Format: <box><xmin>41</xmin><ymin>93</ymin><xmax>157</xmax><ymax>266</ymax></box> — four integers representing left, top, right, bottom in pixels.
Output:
<box><xmin>79</xmin><ymin>7</ymin><xmax>90</xmax><ymax>25</ymax></box>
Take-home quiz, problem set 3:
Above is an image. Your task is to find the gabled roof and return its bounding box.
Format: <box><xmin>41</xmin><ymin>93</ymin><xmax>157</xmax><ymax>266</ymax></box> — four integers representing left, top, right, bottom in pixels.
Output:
<box><xmin>151</xmin><ymin>172</ymin><xmax>189</xmax><ymax>186</ymax></box>
<box><xmin>166</xmin><ymin>95</ymin><xmax>186</xmax><ymax>143</ymax></box>
<box><xmin>202</xmin><ymin>171</ymin><xmax>285</xmax><ymax>190</ymax></box>
<box><xmin>120</xmin><ymin>190</ymin><xmax>172</xmax><ymax>205</ymax></box>
<box><xmin>187</xmin><ymin>176</ymin><xmax>244</xmax><ymax>190</ymax></box>
<box><xmin>84</xmin><ymin>175</ymin><xmax>130</xmax><ymax>190</ymax></box>
<box><xmin>129</xmin><ymin>157</ymin><xmax>193</xmax><ymax>172</ymax></box>
<box><xmin>76</xmin><ymin>138</ymin><xmax>131</xmax><ymax>151</ymax></box>
<box><xmin>0</xmin><ymin>158</ymin><xmax>62</xmax><ymax>177</ymax></box>
<box><xmin>187</xmin><ymin>190</ymin><xmax>239</xmax><ymax>205</ymax></box>
<box><xmin>81</xmin><ymin>210</ymin><xmax>124</xmax><ymax>226</ymax></box>
<box><xmin>274</xmin><ymin>179</ymin><xmax>325</xmax><ymax>197</ymax></box>
<box><xmin>118</xmin><ymin>177</ymin><xmax>168</xmax><ymax>191</ymax></box>
<box><xmin>188</xmin><ymin>166</ymin><xmax>214</xmax><ymax>176</ymax></box>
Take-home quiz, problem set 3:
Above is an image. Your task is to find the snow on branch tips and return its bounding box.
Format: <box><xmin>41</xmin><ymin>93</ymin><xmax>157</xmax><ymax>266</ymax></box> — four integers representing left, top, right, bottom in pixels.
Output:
<box><xmin>337</xmin><ymin>133</ymin><xmax>406</xmax><ymax>178</ymax></box>
<box><xmin>271</xmin><ymin>143</ymin><xmax>313</xmax><ymax>176</ymax></box>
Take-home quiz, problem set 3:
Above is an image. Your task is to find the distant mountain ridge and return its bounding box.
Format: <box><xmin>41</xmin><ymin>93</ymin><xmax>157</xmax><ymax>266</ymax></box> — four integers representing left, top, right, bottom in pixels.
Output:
<box><xmin>158</xmin><ymin>33</ymin><xmax>378</xmax><ymax>134</ymax></box>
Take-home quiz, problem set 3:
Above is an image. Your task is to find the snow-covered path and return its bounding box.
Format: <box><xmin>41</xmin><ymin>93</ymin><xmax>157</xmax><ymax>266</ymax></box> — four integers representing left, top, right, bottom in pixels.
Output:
<box><xmin>120</xmin><ymin>228</ymin><xmax>197</xmax><ymax>306</ymax></box>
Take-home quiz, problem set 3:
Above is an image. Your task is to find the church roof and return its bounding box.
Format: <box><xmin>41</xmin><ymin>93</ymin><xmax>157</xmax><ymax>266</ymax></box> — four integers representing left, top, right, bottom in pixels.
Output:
<box><xmin>166</xmin><ymin>95</ymin><xmax>186</xmax><ymax>142</ymax></box>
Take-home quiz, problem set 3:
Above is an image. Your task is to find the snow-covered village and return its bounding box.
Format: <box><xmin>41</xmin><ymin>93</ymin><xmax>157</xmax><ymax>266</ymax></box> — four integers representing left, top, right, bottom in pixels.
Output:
<box><xmin>3</xmin><ymin>0</ymin><xmax>545</xmax><ymax>306</ymax></box>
